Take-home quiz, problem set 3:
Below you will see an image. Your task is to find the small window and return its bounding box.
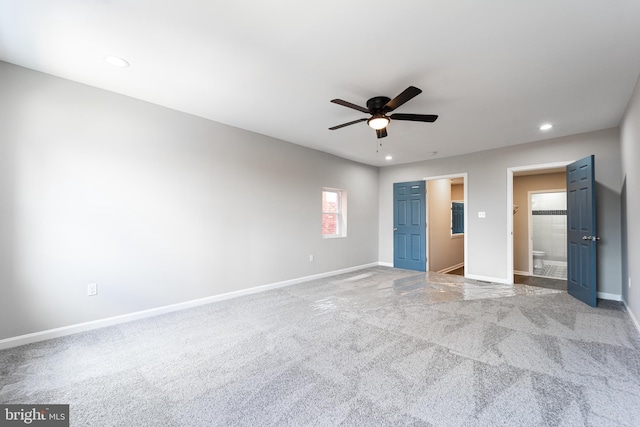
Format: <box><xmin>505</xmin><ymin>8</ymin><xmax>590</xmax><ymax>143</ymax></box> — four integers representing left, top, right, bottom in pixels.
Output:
<box><xmin>451</xmin><ymin>201</ymin><xmax>464</xmax><ymax>235</ymax></box>
<box><xmin>322</xmin><ymin>188</ymin><xmax>347</xmax><ymax>238</ymax></box>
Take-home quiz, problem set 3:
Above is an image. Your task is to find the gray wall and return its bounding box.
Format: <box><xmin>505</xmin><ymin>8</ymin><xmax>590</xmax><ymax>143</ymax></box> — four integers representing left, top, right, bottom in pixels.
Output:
<box><xmin>0</xmin><ymin>62</ymin><xmax>379</xmax><ymax>340</ymax></box>
<box><xmin>621</xmin><ymin>74</ymin><xmax>640</xmax><ymax>319</ymax></box>
<box><xmin>379</xmin><ymin>128</ymin><xmax>622</xmax><ymax>294</ymax></box>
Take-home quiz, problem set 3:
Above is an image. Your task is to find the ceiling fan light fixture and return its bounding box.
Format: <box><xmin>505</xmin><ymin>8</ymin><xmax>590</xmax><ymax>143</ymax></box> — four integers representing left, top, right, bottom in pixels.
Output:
<box><xmin>368</xmin><ymin>115</ymin><xmax>390</xmax><ymax>130</ymax></box>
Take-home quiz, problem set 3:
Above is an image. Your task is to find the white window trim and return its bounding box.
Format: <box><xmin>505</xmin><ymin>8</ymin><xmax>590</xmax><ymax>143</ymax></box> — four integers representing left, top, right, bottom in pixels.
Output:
<box><xmin>322</xmin><ymin>188</ymin><xmax>347</xmax><ymax>238</ymax></box>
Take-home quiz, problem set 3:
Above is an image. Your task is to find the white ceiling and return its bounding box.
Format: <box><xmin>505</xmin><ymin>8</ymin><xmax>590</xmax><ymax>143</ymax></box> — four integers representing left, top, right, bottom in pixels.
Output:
<box><xmin>2</xmin><ymin>0</ymin><xmax>640</xmax><ymax>167</ymax></box>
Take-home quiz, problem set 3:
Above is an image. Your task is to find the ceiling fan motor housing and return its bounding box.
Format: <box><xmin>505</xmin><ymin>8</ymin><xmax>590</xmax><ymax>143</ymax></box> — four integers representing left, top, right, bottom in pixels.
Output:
<box><xmin>366</xmin><ymin>96</ymin><xmax>391</xmax><ymax>114</ymax></box>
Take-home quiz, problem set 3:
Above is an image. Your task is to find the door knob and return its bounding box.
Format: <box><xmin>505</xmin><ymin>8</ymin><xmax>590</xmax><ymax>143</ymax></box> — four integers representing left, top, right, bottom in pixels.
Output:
<box><xmin>582</xmin><ymin>236</ymin><xmax>601</xmax><ymax>241</ymax></box>
<box><xmin>393</xmin><ymin>228</ymin><xmax>398</xmax><ymax>231</ymax></box>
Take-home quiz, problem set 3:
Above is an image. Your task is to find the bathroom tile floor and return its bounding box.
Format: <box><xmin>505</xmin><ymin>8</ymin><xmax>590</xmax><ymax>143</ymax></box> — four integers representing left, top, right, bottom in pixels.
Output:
<box><xmin>514</xmin><ymin>274</ymin><xmax>567</xmax><ymax>291</ymax></box>
<box><xmin>535</xmin><ymin>264</ymin><xmax>567</xmax><ymax>279</ymax></box>
<box><xmin>448</xmin><ymin>267</ymin><xmax>567</xmax><ymax>291</ymax></box>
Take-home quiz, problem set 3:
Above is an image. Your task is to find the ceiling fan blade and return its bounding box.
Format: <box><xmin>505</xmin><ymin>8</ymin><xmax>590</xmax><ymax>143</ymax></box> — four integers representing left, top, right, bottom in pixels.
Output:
<box><xmin>383</xmin><ymin>86</ymin><xmax>422</xmax><ymax>112</ymax></box>
<box><xmin>376</xmin><ymin>128</ymin><xmax>388</xmax><ymax>139</ymax></box>
<box><xmin>390</xmin><ymin>113</ymin><xmax>438</xmax><ymax>122</ymax></box>
<box><xmin>329</xmin><ymin>118</ymin><xmax>368</xmax><ymax>130</ymax></box>
<box><xmin>330</xmin><ymin>99</ymin><xmax>370</xmax><ymax>113</ymax></box>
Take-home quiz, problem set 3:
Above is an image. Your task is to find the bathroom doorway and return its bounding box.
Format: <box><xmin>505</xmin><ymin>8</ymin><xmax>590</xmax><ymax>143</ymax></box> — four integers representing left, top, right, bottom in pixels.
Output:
<box><xmin>530</xmin><ymin>191</ymin><xmax>567</xmax><ymax>279</ymax></box>
<box><xmin>507</xmin><ymin>161</ymin><xmax>571</xmax><ymax>285</ymax></box>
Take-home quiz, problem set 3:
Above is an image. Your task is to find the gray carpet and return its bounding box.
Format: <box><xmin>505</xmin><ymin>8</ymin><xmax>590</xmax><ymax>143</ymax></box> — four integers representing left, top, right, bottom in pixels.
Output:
<box><xmin>1</xmin><ymin>267</ymin><xmax>640</xmax><ymax>426</ymax></box>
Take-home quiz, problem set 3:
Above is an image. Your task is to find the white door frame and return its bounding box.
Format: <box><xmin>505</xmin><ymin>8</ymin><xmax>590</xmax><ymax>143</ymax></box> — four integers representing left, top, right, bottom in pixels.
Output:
<box><xmin>422</xmin><ymin>173</ymin><xmax>468</xmax><ymax>275</ymax></box>
<box><xmin>506</xmin><ymin>162</ymin><xmax>572</xmax><ymax>284</ymax></box>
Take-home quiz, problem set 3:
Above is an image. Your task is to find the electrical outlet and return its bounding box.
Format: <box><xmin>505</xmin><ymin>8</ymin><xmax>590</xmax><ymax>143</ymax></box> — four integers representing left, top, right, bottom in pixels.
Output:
<box><xmin>309</xmin><ymin>254</ymin><xmax>314</xmax><ymax>262</ymax></box>
<box><xmin>478</xmin><ymin>211</ymin><xmax>486</xmax><ymax>218</ymax></box>
<box><xmin>87</xmin><ymin>283</ymin><xmax>98</xmax><ymax>296</ymax></box>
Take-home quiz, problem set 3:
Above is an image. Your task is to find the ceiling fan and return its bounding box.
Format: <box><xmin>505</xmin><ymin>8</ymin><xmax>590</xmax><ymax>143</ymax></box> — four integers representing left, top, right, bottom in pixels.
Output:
<box><xmin>329</xmin><ymin>86</ymin><xmax>438</xmax><ymax>139</ymax></box>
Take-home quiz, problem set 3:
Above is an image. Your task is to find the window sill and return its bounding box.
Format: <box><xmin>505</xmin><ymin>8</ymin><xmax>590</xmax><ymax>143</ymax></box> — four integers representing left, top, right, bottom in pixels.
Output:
<box><xmin>323</xmin><ymin>234</ymin><xmax>347</xmax><ymax>239</ymax></box>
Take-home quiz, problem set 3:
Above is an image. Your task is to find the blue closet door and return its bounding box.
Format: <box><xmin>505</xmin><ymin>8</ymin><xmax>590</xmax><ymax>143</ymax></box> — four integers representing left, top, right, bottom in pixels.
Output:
<box><xmin>393</xmin><ymin>181</ymin><xmax>426</xmax><ymax>271</ymax></box>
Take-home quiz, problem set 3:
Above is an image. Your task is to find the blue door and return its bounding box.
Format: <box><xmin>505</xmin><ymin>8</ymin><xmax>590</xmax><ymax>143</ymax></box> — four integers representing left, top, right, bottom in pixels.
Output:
<box><xmin>451</xmin><ymin>202</ymin><xmax>464</xmax><ymax>234</ymax></box>
<box><xmin>566</xmin><ymin>155</ymin><xmax>598</xmax><ymax>307</ymax></box>
<box><xmin>393</xmin><ymin>181</ymin><xmax>426</xmax><ymax>271</ymax></box>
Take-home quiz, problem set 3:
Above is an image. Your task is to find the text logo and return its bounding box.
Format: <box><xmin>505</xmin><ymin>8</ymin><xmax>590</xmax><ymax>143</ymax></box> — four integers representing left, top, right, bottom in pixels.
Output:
<box><xmin>1</xmin><ymin>405</ymin><xmax>69</xmax><ymax>426</ymax></box>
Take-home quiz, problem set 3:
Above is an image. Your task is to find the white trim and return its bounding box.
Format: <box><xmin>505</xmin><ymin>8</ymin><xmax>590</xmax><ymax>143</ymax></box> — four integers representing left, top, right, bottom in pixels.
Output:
<box><xmin>507</xmin><ymin>161</ymin><xmax>573</xmax><ymax>285</ymax></box>
<box><xmin>0</xmin><ymin>262</ymin><xmax>379</xmax><ymax>350</ymax></box>
<box><xmin>438</xmin><ymin>263</ymin><xmax>464</xmax><ymax>274</ymax></box>
<box><xmin>597</xmin><ymin>292</ymin><xmax>622</xmax><ymax>301</ymax></box>
<box><xmin>378</xmin><ymin>261</ymin><xmax>394</xmax><ymax>267</ymax></box>
<box><xmin>425</xmin><ymin>181</ymin><xmax>430</xmax><ymax>271</ymax></box>
<box><xmin>527</xmin><ymin>190</ymin><xmax>533</xmax><ymax>276</ymax></box>
<box><xmin>624</xmin><ymin>300</ymin><xmax>640</xmax><ymax>334</ymax></box>
<box><xmin>514</xmin><ymin>270</ymin><xmax>530</xmax><ymax>276</ymax></box>
<box><xmin>466</xmin><ymin>273</ymin><xmax>511</xmax><ymax>284</ymax></box>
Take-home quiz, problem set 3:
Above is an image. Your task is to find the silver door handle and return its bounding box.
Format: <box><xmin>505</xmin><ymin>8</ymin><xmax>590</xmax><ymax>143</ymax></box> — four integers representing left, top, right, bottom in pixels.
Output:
<box><xmin>582</xmin><ymin>236</ymin><xmax>601</xmax><ymax>241</ymax></box>
<box><xmin>394</xmin><ymin>228</ymin><xmax>398</xmax><ymax>231</ymax></box>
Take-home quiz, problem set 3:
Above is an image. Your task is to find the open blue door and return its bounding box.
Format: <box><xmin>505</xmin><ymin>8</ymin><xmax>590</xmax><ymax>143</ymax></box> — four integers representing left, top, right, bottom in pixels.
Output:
<box><xmin>567</xmin><ymin>155</ymin><xmax>598</xmax><ymax>307</ymax></box>
<box><xmin>393</xmin><ymin>181</ymin><xmax>426</xmax><ymax>271</ymax></box>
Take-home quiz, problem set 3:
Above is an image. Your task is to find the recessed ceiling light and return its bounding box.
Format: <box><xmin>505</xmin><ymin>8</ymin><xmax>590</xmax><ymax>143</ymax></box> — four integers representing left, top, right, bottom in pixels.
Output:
<box><xmin>385</xmin><ymin>155</ymin><xmax>393</xmax><ymax>161</ymax></box>
<box><xmin>539</xmin><ymin>123</ymin><xmax>553</xmax><ymax>131</ymax></box>
<box><xmin>105</xmin><ymin>55</ymin><xmax>130</xmax><ymax>68</ymax></box>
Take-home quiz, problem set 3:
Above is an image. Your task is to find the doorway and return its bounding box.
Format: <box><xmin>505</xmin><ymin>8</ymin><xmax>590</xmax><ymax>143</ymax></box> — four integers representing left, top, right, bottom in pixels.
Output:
<box><xmin>507</xmin><ymin>162</ymin><xmax>572</xmax><ymax>284</ymax></box>
<box><xmin>530</xmin><ymin>190</ymin><xmax>567</xmax><ymax>279</ymax></box>
<box><xmin>423</xmin><ymin>173</ymin><xmax>468</xmax><ymax>275</ymax></box>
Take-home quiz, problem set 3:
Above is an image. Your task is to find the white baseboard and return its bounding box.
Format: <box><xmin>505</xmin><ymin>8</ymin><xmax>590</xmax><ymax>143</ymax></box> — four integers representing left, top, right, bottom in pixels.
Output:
<box><xmin>378</xmin><ymin>261</ymin><xmax>393</xmax><ymax>267</ymax></box>
<box><xmin>438</xmin><ymin>263</ymin><xmax>464</xmax><ymax>274</ymax></box>
<box><xmin>597</xmin><ymin>292</ymin><xmax>622</xmax><ymax>301</ymax></box>
<box><xmin>623</xmin><ymin>299</ymin><xmax>640</xmax><ymax>334</ymax></box>
<box><xmin>514</xmin><ymin>270</ymin><xmax>530</xmax><ymax>276</ymax></box>
<box><xmin>0</xmin><ymin>262</ymin><xmax>380</xmax><ymax>350</ymax></box>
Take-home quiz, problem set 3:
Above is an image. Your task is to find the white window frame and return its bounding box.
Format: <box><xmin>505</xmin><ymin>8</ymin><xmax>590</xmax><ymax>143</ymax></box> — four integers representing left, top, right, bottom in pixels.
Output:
<box><xmin>322</xmin><ymin>188</ymin><xmax>347</xmax><ymax>238</ymax></box>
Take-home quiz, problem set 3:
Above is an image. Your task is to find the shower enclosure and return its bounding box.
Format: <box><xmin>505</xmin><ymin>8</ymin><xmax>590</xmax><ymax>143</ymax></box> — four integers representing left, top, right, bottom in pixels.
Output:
<box><xmin>531</xmin><ymin>191</ymin><xmax>567</xmax><ymax>279</ymax></box>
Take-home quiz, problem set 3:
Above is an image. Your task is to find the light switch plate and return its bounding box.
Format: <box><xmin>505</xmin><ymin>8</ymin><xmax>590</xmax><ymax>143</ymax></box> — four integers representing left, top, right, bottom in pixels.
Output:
<box><xmin>87</xmin><ymin>283</ymin><xmax>98</xmax><ymax>296</ymax></box>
